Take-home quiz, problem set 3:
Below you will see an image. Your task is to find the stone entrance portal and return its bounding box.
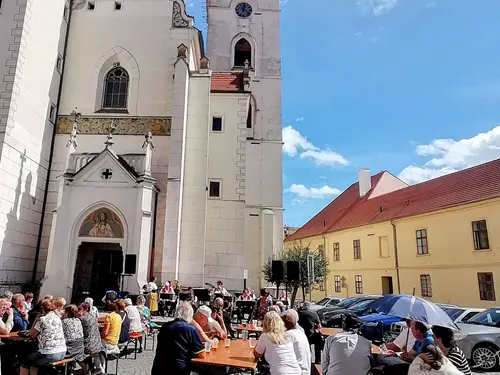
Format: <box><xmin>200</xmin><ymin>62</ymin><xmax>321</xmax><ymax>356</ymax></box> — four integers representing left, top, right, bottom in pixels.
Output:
<box><xmin>72</xmin><ymin>242</ymin><xmax>122</xmax><ymax>303</ymax></box>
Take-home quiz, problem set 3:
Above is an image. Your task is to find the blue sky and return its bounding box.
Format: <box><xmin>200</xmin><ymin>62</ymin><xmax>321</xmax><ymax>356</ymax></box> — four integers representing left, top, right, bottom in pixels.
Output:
<box><xmin>188</xmin><ymin>0</ymin><xmax>500</xmax><ymax>227</ymax></box>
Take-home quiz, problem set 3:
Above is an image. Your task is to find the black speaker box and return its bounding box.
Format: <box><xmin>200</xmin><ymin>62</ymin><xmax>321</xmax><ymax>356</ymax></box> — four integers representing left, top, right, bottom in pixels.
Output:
<box><xmin>110</xmin><ymin>252</ymin><xmax>123</xmax><ymax>274</ymax></box>
<box><xmin>287</xmin><ymin>261</ymin><xmax>300</xmax><ymax>281</ymax></box>
<box><xmin>124</xmin><ymin>254</ymin><xmax>137</xmax><ymax>275</ymax></box>
<box><xmin>272</xmin><ymin>260</ymin><xmax>284</xmax><ymax>282</ymax></box>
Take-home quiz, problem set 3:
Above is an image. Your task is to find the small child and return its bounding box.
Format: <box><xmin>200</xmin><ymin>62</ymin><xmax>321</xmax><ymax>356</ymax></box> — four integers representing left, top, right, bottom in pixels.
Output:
<box><xmin>23</xmin><ymin>292</ymin><xmax>33</xmax><ymax>312</ymax></box>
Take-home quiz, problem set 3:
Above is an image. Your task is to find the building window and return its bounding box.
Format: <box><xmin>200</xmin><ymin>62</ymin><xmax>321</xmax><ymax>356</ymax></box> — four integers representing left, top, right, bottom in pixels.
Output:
<box><xmin>472</xmin><ymin>220</ymin><xmax>490</xmax><ymax>250</ymax></box>
<box><xmin>212</xmin><ymin>117</ymin><xmax>223</xmax><ymax>132</ymax></box>
<box><xmin>114</xmin><ymin>1</ymin><xmax>122</xmax><ymax>10</ymax></box>
<box><xmin>102</xmin><ymin>65</ymin><xmax>129</xmax><ymax>109</ymax></box>
<box><xmin>379</xmin><ymin>236</ymin><xmax>390</xmax><ymax>257</ymax></box>
<box><xmin>355</xmin><ymin>275</ymin><xmax>363</xmax><ymax>294</ymax></box>
<box><xmin>334</xmin><ymin>275</ymin><xmax>341</xmax><ymax>293</ymax></box>
<box><xmin>333</xmin><ymin>242</ymin><xmax>340</xmax><ymax>261</ymax></box>
<box><xmin>246</xmin><ymin>103</ymin><xmax>252</xmax><ymax>129</ymax></box>
<box><xmin>478</xmin><ymin>272</ymin><xmax>496</xmax><ymax>301</ymax></box>
<box><xmin>420</xmin><ymin>274</ymin><xmax>432</xmax><ymax>297</ymax></box>
<box><xmin>353</xmin><ymin>239</ymin><xmax>361</xmax><ymax>260</ymax></box>
<box><xmin>318</xmin><ymin>246</ymin><xmax>325</xmax><ymax>291</ymax></box>
<box><xmin>63</xmin><ymin>4</ymin><xmax>69</xmax><ymax>21</ymax></box>
<box><xmin>209</xmin><ymin>180</ymin><xmax>221</xmax><ymax>198</ymax></box>
<box><xmin>416</xmin><ymin>229</ymin><xmax>429</xmax><ymax>255</ymax></box>
<box><xmin>88</xmin><ymin>1</ymin><xmax>95</xmax><ymax>10</ymax></box>
<box><xmin>48</xmin><ymin>103</ymin><xmax>57</xmax><ymax>124</ymax></box>
<box><xmin>234</xmin><ymin>38</ymin><xmax>252</xmax><ymax>67</ymax></box>
<box><xmin>56</xmin><ymin>54</ymin><xmax>63</xmax><ymax>73</ymax></box>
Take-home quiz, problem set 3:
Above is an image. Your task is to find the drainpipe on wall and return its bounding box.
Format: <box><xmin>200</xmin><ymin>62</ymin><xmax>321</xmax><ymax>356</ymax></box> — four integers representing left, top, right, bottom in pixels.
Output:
<box><xmin>149</xmin><ymin>190</ymin><xmax>159</xmax><ymax>279</ymax></box>
<box><xmin>32</xmin><ymin>0</ymin><xmax>73</xmax><ymax>286</ymax></box>
<box><xmin>391</xmin><ymin>220</ymin><xmax>401</xmax><ymax>293</ymax></box>
<box><xmin>322</xmin><ymin>234</ymin><xmax>327</xmax><ymax>297</ymax></box>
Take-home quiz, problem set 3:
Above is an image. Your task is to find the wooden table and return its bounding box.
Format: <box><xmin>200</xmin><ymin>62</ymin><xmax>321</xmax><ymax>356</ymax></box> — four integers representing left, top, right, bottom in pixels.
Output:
<box><xmin>0</xmin><ymin>332</ymin><xmax>23</xmax><ymax>340</ymax></box>
<box><xmin>233</xmin><ymin>324</ymin><xmax>263</xmax><ymax>333</ymax></box>
<box><xmin>319</xmin><ymin>327</ymin><xmax>343</xmax><ymax>337</ymax></box>
<box><xmin>192</xmin><ymin>339</ymin><xmax>258</xmax><ymax>370</ymax></box>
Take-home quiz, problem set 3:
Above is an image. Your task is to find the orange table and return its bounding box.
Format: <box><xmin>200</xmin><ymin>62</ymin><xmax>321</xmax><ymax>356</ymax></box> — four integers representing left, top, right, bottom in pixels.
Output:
<box><xmin>319</xmin><ymin>327</ymin><xmax>343</xmax><ymax>337</ymax></box>
<box><xmin>233</xmin><ymin>324</ymin><xmax>263</xmax><ymax>333</ymax></box>
<box><xmin>192</xmin><ymin>339</ymin><xmax>258</xmax><ymax>370</ymax></box>
<box><xmin>0</xmin><ymin>332</ymin><xmax>23</xmax><ymax>340</ymax></box>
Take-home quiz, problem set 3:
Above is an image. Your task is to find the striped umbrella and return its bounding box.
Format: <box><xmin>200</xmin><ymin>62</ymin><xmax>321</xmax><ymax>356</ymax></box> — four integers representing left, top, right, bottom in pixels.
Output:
<box><xmin>368</xmin><ymin>294</ymin><xmax>459</xmax><ymax>330</ymax></box>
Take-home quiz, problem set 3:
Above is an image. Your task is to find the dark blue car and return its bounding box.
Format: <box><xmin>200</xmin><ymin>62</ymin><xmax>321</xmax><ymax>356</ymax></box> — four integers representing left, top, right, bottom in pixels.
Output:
<box><xmin>359</xmin><ymin>313</ymin><xmax>402</xmax><ymax>343</ymax></box>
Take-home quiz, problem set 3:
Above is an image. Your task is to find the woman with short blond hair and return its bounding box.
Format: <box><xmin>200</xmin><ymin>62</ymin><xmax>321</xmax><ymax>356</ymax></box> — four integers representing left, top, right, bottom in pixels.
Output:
<box><xmin>253</xmin><ymin>311</ymin><xmax>300</xmax><ymax>375</ymax></box>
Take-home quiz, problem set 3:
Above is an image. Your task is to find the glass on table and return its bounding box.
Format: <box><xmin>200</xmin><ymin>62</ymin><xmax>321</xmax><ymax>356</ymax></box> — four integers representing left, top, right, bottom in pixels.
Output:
<box><xmin>249</xmin><ymin>337</ymin><xmax>256</xmax><ymax>348</ymax></box>
<box><xmin>225</xmin><ymin>338</ymin><xmax>231</xmax><ymax>348</ymax></box>
<box><xmin>204</xmin><ymin>342</ymin><xmax>211</xmax><ymax>352</ymax></box>
<box><xmin>212</xmin><ymin>338</ymin><xmax>219</xmax><ymax>350</ymax></box>
<box><xmin>252</xmin><ymin>319</ymin><xmax>257</xmax><ymax>326</ymax></box>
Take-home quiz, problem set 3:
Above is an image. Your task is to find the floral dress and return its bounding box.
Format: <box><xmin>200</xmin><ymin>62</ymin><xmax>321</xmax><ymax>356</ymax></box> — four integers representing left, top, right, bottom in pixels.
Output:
<box><xmin>136</xmin><ymin>305</ymin><xmax>150</xmax><ymax>333</ymax></box>
<box><xmin>62</xmin><ymin>317</ymin><xmax>84</xmax><ymax>361</ymax></box>
<box><xmin>79</xmin><ymin>313</ymin><xmax>101</xmax><ymax>355</ymax></box>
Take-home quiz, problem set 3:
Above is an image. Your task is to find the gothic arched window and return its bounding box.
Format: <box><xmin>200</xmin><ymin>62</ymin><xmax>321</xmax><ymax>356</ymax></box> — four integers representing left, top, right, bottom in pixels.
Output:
<box><xmin>234</xmin><ymin>38</ymin><xmax>252</xmax><ymax>68</ymax></box>
<box><xmin>102</xmin><ymin>64</ymin><xmax>129</xmax><ymax>109</ymax></box>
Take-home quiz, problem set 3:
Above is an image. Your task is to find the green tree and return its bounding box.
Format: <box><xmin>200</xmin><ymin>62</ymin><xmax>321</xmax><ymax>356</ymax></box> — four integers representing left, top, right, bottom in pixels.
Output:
<box><xmin>262</xmin><ymin>241</ymin><xmax>329</xmax><ymax>307</ymax></box>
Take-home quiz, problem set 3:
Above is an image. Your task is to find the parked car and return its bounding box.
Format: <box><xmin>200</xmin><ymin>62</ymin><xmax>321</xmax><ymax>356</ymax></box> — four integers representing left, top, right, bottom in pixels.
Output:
<box><xmin>456</xmin><ymin>308</ymin><xmax>500</xmax><ymax>371</ymax></box>
<box><xmin>317</xmin><ymin>295</ymin><xmax>381</xmax><ymax>321</ymax></box>
<box><xmin>311</xmin><ymin>297</ymin><xmax>345</xmax><ymax>311</ymax></box>
<box><xmin>359</xmin><ymin>313</ymin><xmax>402</xmax><ymax>343</ymax></box>
<box><xmin>436</xmin><ymin>303</ymin><xmax>458</xmax><ymax>310</ymax></box>
<box><xmin>321</xmin><ymin>296</ymin><xmax>382</xmax><ymax>327</ymax></box>
<box><xmin>442</xmin><ymin>307</ymin><xmax>484</xmax><ymax>323</ymax></box>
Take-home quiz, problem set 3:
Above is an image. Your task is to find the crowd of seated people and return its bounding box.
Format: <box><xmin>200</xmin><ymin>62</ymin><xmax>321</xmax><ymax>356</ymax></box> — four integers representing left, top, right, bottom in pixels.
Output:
<box><xmin>0</xmin><ymin>291</ymin><xmax>161</xmax><ymax>375</ymax></box>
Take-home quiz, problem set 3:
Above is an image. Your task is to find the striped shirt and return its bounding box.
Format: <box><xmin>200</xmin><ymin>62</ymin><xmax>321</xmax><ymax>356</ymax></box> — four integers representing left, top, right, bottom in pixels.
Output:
<box><xmin>448</xmin><ymin>346</ymin><xmax>471</xmax><ymax>375</ymax></box>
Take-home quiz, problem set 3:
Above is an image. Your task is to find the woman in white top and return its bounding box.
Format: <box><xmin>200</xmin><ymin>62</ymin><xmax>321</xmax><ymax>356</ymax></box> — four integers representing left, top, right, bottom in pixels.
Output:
<box><xmin>254</xmin><ymin>311</ymin><xmax>301</xmax><ymax>375</ymax></box>
<box><xmin>409</xmin><ymin>344</ymin><xmax>464</xmax><ymax>375</ymax></box>
<box><xmin>85</xmin><ymin>297</ymin><xmax>99</xmax><ymax>320</ymax></box>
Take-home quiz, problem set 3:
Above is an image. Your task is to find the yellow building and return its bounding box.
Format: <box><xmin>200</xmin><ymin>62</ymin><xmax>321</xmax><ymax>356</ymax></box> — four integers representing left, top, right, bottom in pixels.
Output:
<box><xmin>285</xmin><ymin>161</ymin><xmax>500</xmax><ymax>308</ymax></box>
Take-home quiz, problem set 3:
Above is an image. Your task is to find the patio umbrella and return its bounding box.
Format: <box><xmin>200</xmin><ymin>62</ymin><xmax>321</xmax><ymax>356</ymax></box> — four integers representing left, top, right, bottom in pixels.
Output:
<box><xmin>368</xmin><ymin>294</ymin><xmax>459</xmax><ymax>330</ymax></box>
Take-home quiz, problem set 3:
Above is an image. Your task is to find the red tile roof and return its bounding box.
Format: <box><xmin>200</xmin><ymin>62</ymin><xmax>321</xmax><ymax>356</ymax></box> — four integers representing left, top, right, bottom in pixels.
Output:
<box><xmin>286</xmin><ymin>159</ymin><xmax>500</xmax><ymax>242</ymax></box>
<box><xmin>211</xmin><ymin>73</ymin><xmax>244</xmax><ymax>92</ymax></box>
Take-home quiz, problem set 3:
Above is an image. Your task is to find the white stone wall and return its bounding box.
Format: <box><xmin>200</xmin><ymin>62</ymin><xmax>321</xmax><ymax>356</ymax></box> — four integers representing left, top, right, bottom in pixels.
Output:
<box><xmin>0</xmin><ymin>0</ymin><xmax>67</xmax><ymax>283</ymax></box>
<box><xmin>205</xmin><ymin>0</ymin><xmax>283</xmax><ymax>290</ymax></box>
<box><xmin>39</xmin><ymin>134</ymin><xmax>169</xmax><ymax>282</ymax></box>
<box><xmin>59</xmin><ymin>0</ymin><xmax>201</xmax><ymax>116</ymax></box>
<box><xmin>204</xmin><ymin>93</ymin><xmax>249</xmax><ymax>290</ymax></box>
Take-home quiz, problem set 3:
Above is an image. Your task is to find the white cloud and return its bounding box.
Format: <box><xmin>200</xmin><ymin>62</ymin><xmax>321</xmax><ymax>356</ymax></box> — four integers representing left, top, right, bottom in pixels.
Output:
<box><xmin>425</xmin><ymin>2</ymin><xmax>437</xmax><ymax>7</ymax></box>
<box><xmin>398</xmin><ymin>126</ymin><xmax>500</xmax><ymax>184</ymax></box>
<box><xmin>357</xmin><ymin>0</ymin><xmax>398</xmax><ymax>16</ymax></box>
<box><xmin>295</xmin><ymin>116</ymin><xmax>304</xmax><ymax>123</ymax></box>
<box><xmin>282</xmin><ymin>126</ymin><xmax>349</xmax><ymax>166</ymax></box>
<box><xmin>286</xmin><ymin>184</ymin><xmax>342</xmax><ymax>200</ymax></box>
<box><xmin>300</xmin><ymin>149</ymin><xmax>349</xmax><ymax>166</ymax></box>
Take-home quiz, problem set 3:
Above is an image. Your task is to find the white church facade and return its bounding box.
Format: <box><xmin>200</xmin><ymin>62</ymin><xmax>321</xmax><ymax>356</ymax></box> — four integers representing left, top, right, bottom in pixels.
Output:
<box><xmin>0</xmin><ymin>0</ymin><xmax>283</xmax><ymax>301</ymax></box>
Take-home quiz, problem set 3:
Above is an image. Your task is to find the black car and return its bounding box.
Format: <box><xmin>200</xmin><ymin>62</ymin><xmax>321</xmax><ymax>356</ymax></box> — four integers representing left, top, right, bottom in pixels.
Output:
<box><xmin>321</xmin><ymin>296</ymin><xmax>382</xmax><ymax>327</ymax></box>
<box><xmin>317</xmin><ymin>295</ymin><xmax>381</xmax><ymax>321</ymax></box>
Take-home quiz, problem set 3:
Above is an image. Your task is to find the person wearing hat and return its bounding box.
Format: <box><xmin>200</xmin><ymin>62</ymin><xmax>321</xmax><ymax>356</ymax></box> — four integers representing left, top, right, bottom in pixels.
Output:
<box><xmin>321</xmin><ymin>315</ymin><xmax>372</xmax><ymax>375</ymax></box>
<box><xmin>193</xmin><ymin>305</ymin><xmax>226</xmax><ymax>340</ymax></box>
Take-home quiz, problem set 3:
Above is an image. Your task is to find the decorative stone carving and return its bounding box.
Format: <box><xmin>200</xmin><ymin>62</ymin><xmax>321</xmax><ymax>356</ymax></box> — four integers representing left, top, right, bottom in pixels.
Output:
<box><xmin>177</xmin><ymin>43</ymin><xmax>188</xmax><ymax>59</ymax></box>
<box><xmin>172</xmin><ymin>1</ymin><xmax>190</xmax><ymax>28</ymax></box>
<box><xmin>57</xmin><ymin>116</ymin><xmax>171</xmax><ymax>136</ymax></box>
<box><xmin>66</xmin><ymin>108</ymin><xmax>81</xmax><ymax>148</ymax></box>
<box><xmin>200</xmin><ymin>56</ymin><xmax>210</xmax><ymax>70</ymax></box>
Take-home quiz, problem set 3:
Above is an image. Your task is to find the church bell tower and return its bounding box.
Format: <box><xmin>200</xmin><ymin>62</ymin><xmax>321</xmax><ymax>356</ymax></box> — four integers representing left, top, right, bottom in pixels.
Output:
<box><xmin>206</xmin><ymin>0</ymin><xmax>284</xmax><ymax>285</ymax></box>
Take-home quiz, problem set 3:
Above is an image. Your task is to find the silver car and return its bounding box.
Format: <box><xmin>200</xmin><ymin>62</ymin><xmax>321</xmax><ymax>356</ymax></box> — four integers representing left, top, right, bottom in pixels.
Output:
<box><xmin>311</xmin><ymin>297</ymin><xmax>345</xmax><ymax>311</ymax></box>
<box><xmin>456</xmin><ymin>308</ymin><xmax>500</xmax><ymax>371</ymax></box>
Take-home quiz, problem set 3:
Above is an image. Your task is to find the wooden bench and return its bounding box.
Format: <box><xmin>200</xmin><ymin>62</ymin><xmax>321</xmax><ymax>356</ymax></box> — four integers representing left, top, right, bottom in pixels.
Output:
<box><xmin>144</xmin><ymin>327</ymin><xmax>159</xmax><ymax>351</ymax></box>
<box><xmin>47</xmin><ymin>357</ymin><xmax>78</xmax><ymax>375</ymax></box>
<box><xmin>126</xmin><ymin>332</ymin><xmax>143</xmax><ymax>359</ymax></box>
<box><xmin>315</xmin><ymin>364</ymin><xmax>322</xmax><ymax>375</ymax></box>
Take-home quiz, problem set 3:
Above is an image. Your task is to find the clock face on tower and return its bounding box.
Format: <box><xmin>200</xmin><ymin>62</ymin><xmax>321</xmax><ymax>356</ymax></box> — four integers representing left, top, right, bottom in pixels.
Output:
<box><xmin>235</xmin><ymin>2</ymin><xmax>253</xmax><ymax>18</ymax></box>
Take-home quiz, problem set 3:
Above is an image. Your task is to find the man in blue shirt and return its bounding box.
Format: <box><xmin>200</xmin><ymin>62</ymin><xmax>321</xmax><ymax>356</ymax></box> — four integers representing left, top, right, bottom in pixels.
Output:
<box><xmin>152</xmin><ymin>301</ymin><xmax>205</xmax><ymax>375</ymax></box>
<box><xmin>11</xmin><ymin>294</ymin><xmax>28</xmax><ymax>332</ymax></box>
<box><xmin>400</xmin><ymin>321</ymin><xmax>434</xmax><ymax>361</ymax></box>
